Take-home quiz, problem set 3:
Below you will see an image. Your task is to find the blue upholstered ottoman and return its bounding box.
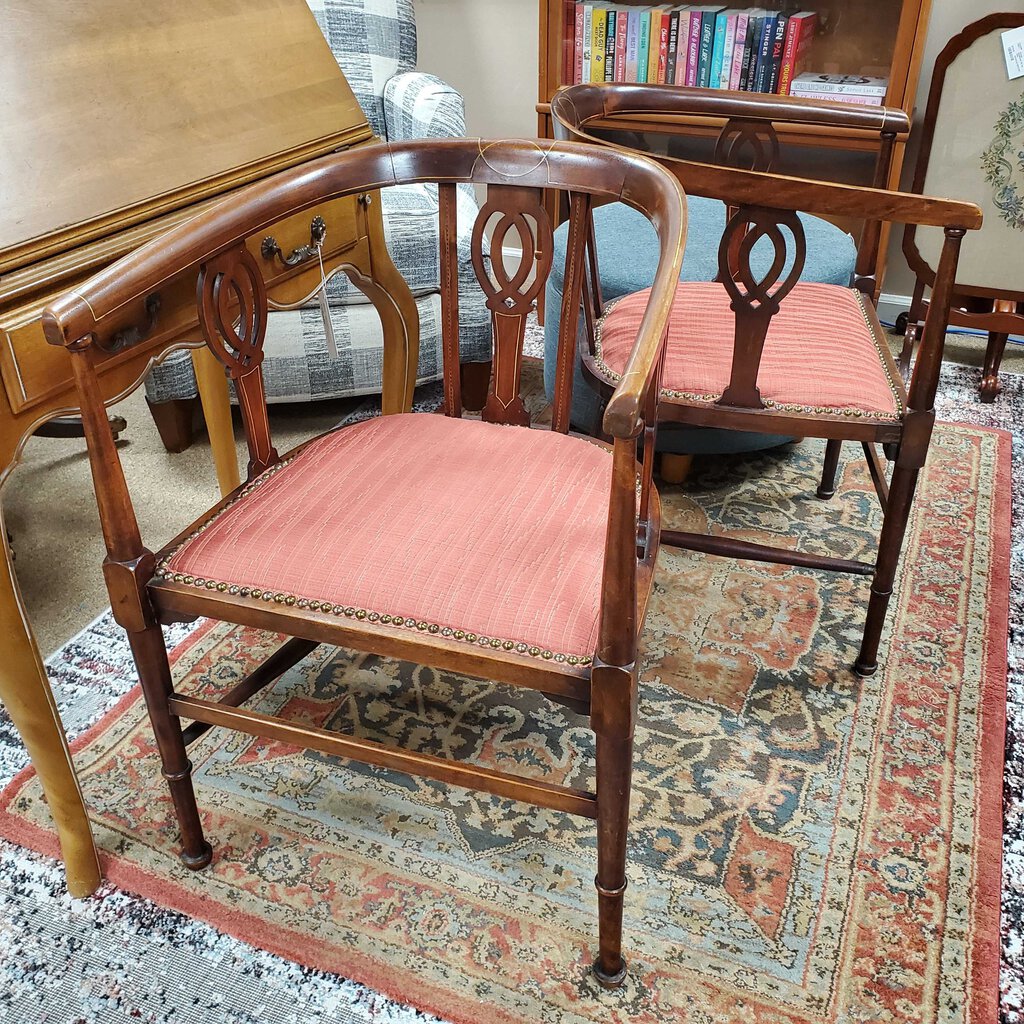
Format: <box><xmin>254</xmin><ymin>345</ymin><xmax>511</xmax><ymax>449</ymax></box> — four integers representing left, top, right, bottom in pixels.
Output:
<box><xmin>543</xmin><ymin>196</ymin><xmax>858</xmax><ymax>452</ymax></box>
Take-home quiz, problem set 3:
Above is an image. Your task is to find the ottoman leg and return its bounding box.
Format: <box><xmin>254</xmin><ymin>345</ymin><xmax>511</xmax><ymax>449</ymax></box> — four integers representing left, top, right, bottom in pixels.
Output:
<box><xmin>660</xmin><ymin>453</ymin><xmax>693</xmax><ymax>485</ymax></box>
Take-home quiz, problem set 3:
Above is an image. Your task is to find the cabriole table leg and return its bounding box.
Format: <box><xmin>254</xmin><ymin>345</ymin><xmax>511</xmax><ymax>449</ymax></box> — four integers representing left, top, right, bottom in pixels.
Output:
<box><xmin>0</xmin><ymin>511</ymin><xmax>101</xmax><ymax>897</ymax></box>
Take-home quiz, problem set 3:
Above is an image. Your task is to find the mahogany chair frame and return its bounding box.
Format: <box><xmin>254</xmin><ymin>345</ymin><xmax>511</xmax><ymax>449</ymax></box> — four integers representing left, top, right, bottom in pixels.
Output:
<box><xmin>43</xmin><ymin>138</ymin><xmax>687</xmax><ymax>988</ymax></box>
<box><xmin>553</xmin><ymin>83</ymin><xmax>982</xmax><ymax>677</ymax></box>
<box><xmin>901</xmin><ymin>12</ymin><xmax>1024</xmax><ymax>403</ymax></box>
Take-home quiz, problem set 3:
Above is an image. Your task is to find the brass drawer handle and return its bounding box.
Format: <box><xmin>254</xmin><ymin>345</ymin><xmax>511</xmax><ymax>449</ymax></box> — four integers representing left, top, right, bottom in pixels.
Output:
<box><xmin>261</xmin><ymin>215</ymin><xmax>327</xmax><ymax>267</ymax></box>
<box><xmin>100</xmin><ymin>292</ymin><xmax>161</xmax><ymax>354</ymax></box>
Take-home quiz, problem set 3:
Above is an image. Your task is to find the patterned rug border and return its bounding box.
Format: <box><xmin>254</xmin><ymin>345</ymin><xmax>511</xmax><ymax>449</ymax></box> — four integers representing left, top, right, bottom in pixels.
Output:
<box><xmin>0</xmin><ymin>420</ymin><xmax>1014</xmax><ymax>1024</ymax></box>
<box><xmin>972</xmin><ymin>423</ymin><xmax>1013</xmax><ymax>1024</ymax></box>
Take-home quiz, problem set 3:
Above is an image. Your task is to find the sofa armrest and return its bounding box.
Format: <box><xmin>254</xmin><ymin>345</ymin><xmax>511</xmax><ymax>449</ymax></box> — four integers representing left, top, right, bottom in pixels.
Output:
<box><xmin>383</xmin><ymin>71</ymin><xmax>467</xmax><ymax>141</ymax></box>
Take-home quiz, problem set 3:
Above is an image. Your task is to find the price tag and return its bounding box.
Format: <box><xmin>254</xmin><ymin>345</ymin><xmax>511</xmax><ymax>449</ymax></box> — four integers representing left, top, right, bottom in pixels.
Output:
<box><xmin>1002</xmin><ymin>25</ymin><xmax>1024</xmax><ymax>81</ymax></box>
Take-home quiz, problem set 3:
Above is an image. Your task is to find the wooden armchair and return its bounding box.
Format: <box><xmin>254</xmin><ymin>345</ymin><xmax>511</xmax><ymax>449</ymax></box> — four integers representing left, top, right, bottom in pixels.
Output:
<box><xmin>552</xmin><ymin>83</ymin><xmax>982</xmax><ymax>678</ymax></box>
<box><xmin>42</xmin><ymin>138</ymin><xmax>686</xmax><ymax>987</ymax></box>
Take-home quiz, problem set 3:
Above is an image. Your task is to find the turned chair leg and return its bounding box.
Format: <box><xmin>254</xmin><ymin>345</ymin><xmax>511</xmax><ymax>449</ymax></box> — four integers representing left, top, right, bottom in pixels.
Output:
<box><xmin>855</xmin><ymin>462</ymin><xmax>920</xmax><ymax>677</ymax></box>
<box><xmin>591</xmin><ymin>664</ymin><xmax>636</xmax><ymax>988</ymax></box>
<box><xmin>127</xmin><ymin>624</ymin><xmax>212</xmax><ymax>869</ymax></box>
<box><xmin>980</xmin><ymin>330</ymin><xmax>1008</xmax><ymax>403</ymax></box>
<box><xmin>459</xmin><ymin>360</ymin><xmax>492</xmax><ymax>412</ymax></box>
<box><xmin>817</xmin><ymin>440</ymin><xmax>843</xmax><ymax>499</ymax></box>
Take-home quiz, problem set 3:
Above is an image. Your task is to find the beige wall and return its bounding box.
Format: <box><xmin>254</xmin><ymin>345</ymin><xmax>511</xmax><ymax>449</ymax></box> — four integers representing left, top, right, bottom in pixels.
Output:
<box><xmin>416</xmin><ymin>0</ymin><xmax>539</xmax><ymax>140</ymax></box>
<box><xmin>416</xmin><ymin>0</ymin><xmax>1011</xmax><ymax>299</ymax></box>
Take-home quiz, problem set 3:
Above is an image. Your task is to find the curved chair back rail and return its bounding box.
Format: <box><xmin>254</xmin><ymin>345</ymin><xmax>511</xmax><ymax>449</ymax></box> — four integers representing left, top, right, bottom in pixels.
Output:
<box><xmin>553</xmin><ymin>80</ymin><xmax>912</xmax><ymax>137</ymax></box>
<box><xmin>551</xmin><ymin>85</ymin><xmax>979</xmax><ymax>232</ymax></box>
<box><xmin>43</xmin><ymin>137</ymin><xmax>685</xmax><ymax>442</ymax></box>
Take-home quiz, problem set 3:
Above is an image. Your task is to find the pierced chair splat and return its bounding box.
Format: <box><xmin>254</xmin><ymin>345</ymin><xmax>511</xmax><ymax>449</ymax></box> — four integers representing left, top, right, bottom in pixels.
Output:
<box><xmin>42</xmin><ymin>137</ymin><xmax>688</xmax><ymax>988</ymax></box>
<box><xmin>553</xmin><ymin>83</ymin><xmax>983</xmax><ymax>677</ymax></box>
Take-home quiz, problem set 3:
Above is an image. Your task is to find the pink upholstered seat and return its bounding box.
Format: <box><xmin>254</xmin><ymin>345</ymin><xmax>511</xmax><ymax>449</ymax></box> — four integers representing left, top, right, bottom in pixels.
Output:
<box><xmin>157</xmin><ymin>414</ymin><xmax>614</xmax><ymax>663</ymax></box>
<box><xmin>594</xmin><ymin>281</ymin><xmax>904</xmax><ymax>420</ymax></box>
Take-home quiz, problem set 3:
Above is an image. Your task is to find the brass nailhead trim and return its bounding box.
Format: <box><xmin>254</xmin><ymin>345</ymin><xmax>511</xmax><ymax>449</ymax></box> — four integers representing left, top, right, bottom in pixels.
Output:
<box><xmin>154</xmin><ymin>437</ymin><xmax>595</xmax><ymax>668</ymax></box>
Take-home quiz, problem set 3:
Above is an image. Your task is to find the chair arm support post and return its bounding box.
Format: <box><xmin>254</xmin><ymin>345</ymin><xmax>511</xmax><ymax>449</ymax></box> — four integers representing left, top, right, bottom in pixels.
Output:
<box><xmin>103</xmin><ymin>551</ymin><xmax>159</xmax><ymax>632</ymax></box>
<box><xmin>590</xmin><ymin>658</ymin><xmax>638</xmax><ymax>737</ymax></box>
<box><xmin>598</xmin><ymin>439</ymin><xmax>641</xmax><ymax>669</ymax></box>
<box><xmin>67</xmin><ymin>342</ymin><xmax>146</xmax><ymax>565</ymax></box>
<box><xmin>907</xmin><ymin>227</ymin><xmax>966</xmax><ymax>413</ymax></box>
<box><xmin>894</xmin><ymin>410</ymin><xmax>936</xmax><ymax>471</ymax></box>
<box><xmin>852</xmin><ymin>132</ymin><xmax>897</xmax><ymax>301</ymax></box>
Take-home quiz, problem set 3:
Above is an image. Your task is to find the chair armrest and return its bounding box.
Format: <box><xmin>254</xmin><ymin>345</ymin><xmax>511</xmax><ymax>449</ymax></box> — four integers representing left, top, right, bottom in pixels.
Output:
<box><xmin>602</xmin><ymin>184</ymin><xmax>688</xmax><ymax>439</ymax></box>
<box><xmin>383</xmin><ymin>72</ymin><xmax>467</xmax><ymax>141</ymax></box>
<box><xmin>554</xmin><ymin>82</ymin><xmax>912</xmax><ymax>138</ymax></box>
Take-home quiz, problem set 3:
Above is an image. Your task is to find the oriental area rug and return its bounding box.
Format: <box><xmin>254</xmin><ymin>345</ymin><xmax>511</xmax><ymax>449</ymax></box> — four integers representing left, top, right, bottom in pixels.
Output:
<box><xmin>0</xmin><ymin>410</ymin><xmax>1011</xmax><ymax>1024</ymax></box>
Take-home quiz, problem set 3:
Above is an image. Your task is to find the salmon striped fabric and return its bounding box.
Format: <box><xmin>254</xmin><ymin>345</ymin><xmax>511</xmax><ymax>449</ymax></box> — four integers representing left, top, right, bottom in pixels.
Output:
<box><xmin>595</xmin><ymin>282</ymin><xmax>902</xmax><ymax>420</ymax></box>
<box><xmin>161</xmin><ymin>414</ymin><xmax>614</xmax><ymax>660</ymax></box>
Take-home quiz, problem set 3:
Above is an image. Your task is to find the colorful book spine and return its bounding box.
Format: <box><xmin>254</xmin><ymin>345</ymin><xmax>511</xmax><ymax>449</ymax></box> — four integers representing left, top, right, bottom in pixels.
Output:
<box><xmin>656</xmin><ymin>11</ymin><xmax>671</xmax><ymax>83</ymax></box>
<box><xmin>614</xmin><ymin>7</ymin><xmax>630</xmax><ymax>81</ymax></box>
<box><xmin>674</xmin><ymin>10</ymin><xmax>690</xmax><ymax>84</ymax></box>
<box><xmin>709</xmin><ymin>12</ymin><xmax>728</xmax><ymax>89</ymax></box>
<box><xmin>573</xmin><ymin>3</ymin><xmax>585</xmax><ymax>84</ymax></box>
<box><xmin>625</xmin><ymin>9</ymin><xmax>641</xmax><ymax>82</ymax></box>
<box><xmin>591</xmin><ymin>8</ymin><xmax>607</xmax><ymax>82</ymax></box>
<box><xmin>562</xmin><ymin>1</ymin><xmax>577</xmax><ymax>84</ymax></box>
<box><xmin>753</xmin><ymin>14</ymin><xmax>776</xmax><ymax>92</ymax></box>
<box><xmin>767</xmin><ymin>14</ymin><xmax>788</xmax><ymax>93</ymax></box>
<box><xmin>720</xmin><ymin>12</ymin><xmax>738</xmax><ymax>90</ymax></box>
<box><xmin>789</xmin><ymin>90</ymin><xmax>884</xmax><ymax>106</ymax></box>
<box><xmin>696</xmin><ymin>11</ymin><xmax>717</xmax><ymax>88</ymax></box>
<box><xmin>729</xmin><ymin>11</ymin><xmax>749</xmax><ymax>91</ymax></box>
<box><xmin>637</xmin><ymin>10</ymin><xmax>652</xmax><ymax>83</ymax></box>
<box><xmin>604</xmin><ymin>8</ymin><xmax>616</xmax><ymax>81</ymax></box>
<box><xmin>685</xmin><ymin>11</ymin><xmax>702</xmax><ymax>86</ymax></box>
<box><xmin>581</xmin><ymin>5</ymin><xmax>593</xmax><ymax>82</ymax></box>
<box><xmin>666</xmin><ymin>8</ymin><xmax>682</xmax><ymax>85</ymax></box>
<box><xmin>646</xmin><ymin>11</ymin><xmax>663</xmax><ymax>84</ymax></box>
<box><xmin>738</xmin><ymin>14</ymin><xmax>759</xmax><ymax>91</ymax></box>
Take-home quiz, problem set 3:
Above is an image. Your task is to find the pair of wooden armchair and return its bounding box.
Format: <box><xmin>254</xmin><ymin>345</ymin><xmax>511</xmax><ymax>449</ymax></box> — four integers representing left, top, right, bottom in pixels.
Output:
<box><xmin>44</xmin><ymin>94</ymin><xmax>980</xmax><ymax>986</ymax></box>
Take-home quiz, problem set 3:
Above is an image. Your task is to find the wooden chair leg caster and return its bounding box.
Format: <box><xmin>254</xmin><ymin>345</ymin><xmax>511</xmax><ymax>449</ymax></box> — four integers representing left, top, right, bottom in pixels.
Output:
<box><xmin>659</xmin><ymin>453</ymin><xmax>693</xmax><ymax>485</ymax></box>
<box><xmin>592</xmin><ymin>954</ymin><xmax>628</xmax><ymax>989</ymax></box>
<box><xmin>180</xmin><ymin>840</ymin><xmax>214</xmax><ymax>870</ymax></box>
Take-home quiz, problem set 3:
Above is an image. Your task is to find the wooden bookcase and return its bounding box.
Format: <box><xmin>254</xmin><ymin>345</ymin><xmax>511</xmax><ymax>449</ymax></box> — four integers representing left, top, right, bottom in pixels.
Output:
<box><xmin>537</xmin><ymin>1</ymin><xmax>934</xmax><ymax>280</ymax></box>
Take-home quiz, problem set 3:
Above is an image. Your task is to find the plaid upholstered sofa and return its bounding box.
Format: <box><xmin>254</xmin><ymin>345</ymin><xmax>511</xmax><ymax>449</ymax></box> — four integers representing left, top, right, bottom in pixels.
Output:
<box><xmin>144</xmin><ymin>0</ymin><xmax>491</xmax><ymax>450</ymax></box>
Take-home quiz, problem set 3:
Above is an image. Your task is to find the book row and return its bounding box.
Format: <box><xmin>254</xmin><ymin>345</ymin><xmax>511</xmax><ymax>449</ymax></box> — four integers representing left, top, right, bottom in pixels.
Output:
<box><xmin>563</xmin><ymin>5</ymin><xmax>890</xmax><ymax>105</ymax></box>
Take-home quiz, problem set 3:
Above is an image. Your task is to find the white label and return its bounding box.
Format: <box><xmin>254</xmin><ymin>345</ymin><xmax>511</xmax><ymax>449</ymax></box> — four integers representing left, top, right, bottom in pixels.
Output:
<box><xmin>1002</xmin><ymin>25</ymin><xmax>1024</xmax><ymax>81</ymax></box>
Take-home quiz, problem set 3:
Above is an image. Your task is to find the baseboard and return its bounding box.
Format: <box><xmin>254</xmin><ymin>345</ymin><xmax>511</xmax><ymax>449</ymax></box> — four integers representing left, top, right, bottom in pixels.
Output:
<box><xmin>877</xmin><ymin>292</ymin><xmax>913</xmax><ymax>328</ymax></box>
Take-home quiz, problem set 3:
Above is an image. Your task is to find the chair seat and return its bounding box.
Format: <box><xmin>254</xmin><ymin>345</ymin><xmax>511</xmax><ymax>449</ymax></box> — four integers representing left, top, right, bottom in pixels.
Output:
<box><xmin>593</xmin><ymin>282</ymin><xmax>905</xmax><ymax>421</ymax></box>
<box><xmin>155</xmin><ymin>414</ymin><xmax>615</xmax><ymax>664</ymax></box>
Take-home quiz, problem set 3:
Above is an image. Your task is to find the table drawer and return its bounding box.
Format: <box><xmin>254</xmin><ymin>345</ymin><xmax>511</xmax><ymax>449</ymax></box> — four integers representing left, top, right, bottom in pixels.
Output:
<box><xmin>0</xmin><ymin>195</ymin><xmax>366</xmax><ymax>415</ymax></box>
